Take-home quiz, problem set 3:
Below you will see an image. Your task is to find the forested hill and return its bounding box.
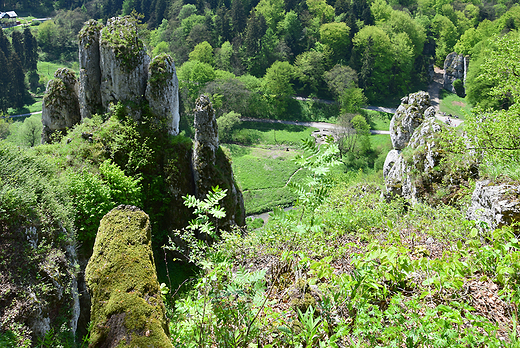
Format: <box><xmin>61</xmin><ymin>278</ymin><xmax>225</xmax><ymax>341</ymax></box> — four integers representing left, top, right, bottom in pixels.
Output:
<box><xmin>5</xmin><ymin>0</ymin><xmax>520</xmax><ymax>115</ymax></box>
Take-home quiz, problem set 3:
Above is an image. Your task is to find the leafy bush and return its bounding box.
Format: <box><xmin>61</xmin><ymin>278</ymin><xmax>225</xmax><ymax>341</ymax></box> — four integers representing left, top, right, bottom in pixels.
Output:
<box><xmin>67</xmin><ymin>159</ymin><xmax>142</xmax><ymax>244</ymax></box>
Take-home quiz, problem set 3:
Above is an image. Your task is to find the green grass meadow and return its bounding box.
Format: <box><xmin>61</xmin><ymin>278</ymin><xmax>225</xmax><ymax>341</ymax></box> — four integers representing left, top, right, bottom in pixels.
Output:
<box><xmin>439</xmin><ymin>89</ymin><xmax>472</xmax><ymax>119</ymax></box>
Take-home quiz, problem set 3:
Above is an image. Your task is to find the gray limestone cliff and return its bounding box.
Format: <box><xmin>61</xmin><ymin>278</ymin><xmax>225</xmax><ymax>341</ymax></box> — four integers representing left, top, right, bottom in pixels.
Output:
<box><xmin>192</xmin><ymin>95</ymin><xmax>245</xmax><ymax>227</ymax></box>
<box><xmin>467</xmin><ymin>180</ymin><xmax>520</xmax><ymax>231</ymax></box>
<box><xmin>146</xmin><ymin>54</ymin><xmax>180</xmax><ymax>135</ymax></box>
<box><xmin>99</xmin><ymin>17</ymin><xmax>150</xmax><ymax>115</ymax></box>
<box><xmin>41</xmin><ymin>68</ymin><xmax>81</xmax><ymax>143</ymax></box>
<box><xmin>78</xmin><ymin>19</ymin><xmax>103</xmax><ymax>120</ymax></box>
<box><xmin>384</xmin><ymin>92</ymin><xmax>477</xmax><ymax>204</ymax></box>
<box><xmin>443</xmin><ymin>52</ymin><xmax>469</xmax><ymax>94</ymax></box>
<box><xmin>389</xmin><ymin>91</ymin><xmax>435</xmax><ymax>150</ymax></box>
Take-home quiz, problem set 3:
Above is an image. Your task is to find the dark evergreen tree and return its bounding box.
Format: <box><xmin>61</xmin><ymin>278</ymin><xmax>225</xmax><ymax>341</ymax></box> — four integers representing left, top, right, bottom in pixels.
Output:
<box><xmin>215</xmin><ymin>6</ymin><xmax>232</xmax><ymax>44</ymax></box>
<box><xmin>0</xmin><ymin>29</ymin><xmax>11</xmax><ymax>58</ymax></box>
<box><xmin>242</xmin><ymin>11</ymin><xmax>268</xmax><ymax>76</ymax></box>
<box><xmin>334</xmin><ymin>0</ymin><xmax>349</xmax><ymax>15</ymax></box>
<box><xmin>359</xmin><ymin>37</ymin><xmax>374</xmax><ymax>91</ymax></box>
<box><xmin>0</xmin><ymin>49</ymin><xmax>9</xmax><ymax>112</ymax></box>
<box><xmin>11</xmin><ymin>30</ymin><xmax>25</xmax><ymax>66</ymax></box>
<box><xmin>7</xmin><ymin>52</ymin><xmax>27</xmax><ymax>109</ymax></box>
<box><xmin>231</xmin><ymin>0</ymin><xmax>247</xmax><ymax>35</ymax></box>
<box><xmin>23</xmin><ymin>28</ymin><xmax>38</xmax><ymax>71</ymax></box>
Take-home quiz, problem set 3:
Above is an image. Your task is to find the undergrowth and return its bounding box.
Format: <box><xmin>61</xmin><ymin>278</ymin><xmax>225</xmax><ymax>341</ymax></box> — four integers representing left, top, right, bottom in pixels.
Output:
<box><xmin>165</xmin><ymin>139</ymin><xmax>520</xmax><ymax>347</ymax></box>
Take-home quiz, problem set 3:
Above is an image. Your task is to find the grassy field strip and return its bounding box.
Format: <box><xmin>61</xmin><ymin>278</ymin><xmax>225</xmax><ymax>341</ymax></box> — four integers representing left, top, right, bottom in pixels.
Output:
<box><xmin>439</xmin><ymin>90</ymin><xmax>471</xmax><ymax>119</ymax></box>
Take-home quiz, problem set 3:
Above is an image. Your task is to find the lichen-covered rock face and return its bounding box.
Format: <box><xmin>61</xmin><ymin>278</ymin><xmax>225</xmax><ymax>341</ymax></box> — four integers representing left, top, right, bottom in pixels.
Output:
<box><xmin>85</xmin><ymin>205</ymin><xmax>172</xmax><ymax>348</ymax></box>
<box><xmin>468</xmin><ymin>180</ymin><xmax>520</xmax><ymax>231</ymax></box>
<box><xmin>385</xmin><ymin>117</ymin><xmax>478</xmax><ymax>204</ymax></box>
<box><xmin>78</xmin><ymin>19</ymin><xmax>103</xmax><ymax>120</ymax></box>
<box><xmin>99</xmin><ymin>17</ymin><xmax>150</xmax><ymax>114</ymax></box>
<box><xmin>192</xmin><ymin>95</ymin><xmax>219</xmax><ymax>194</ymax></box>
<box><xmin>41</xmin><ymin>68</ymin><xmax>81</xmax><ymax>143</ymax></box>
<box><xmin>383</xmin><ymin>149</ymin><xmax>400</xmax><ymax>178</ymax></box>
<box><xmin>0</xmin><ymin>224</ymin><xmax>80</xmax><ymax>345</ymax></box>
<box><xmin>389</xmin><ymin>91</ymin><xmax>433</xmax><ymax>150</ymax></box>
<box><xmin>443</xmin><ymin>52</ymin><xmax>469</xmax><ymax>93</ymax></box>
<box><xmin>386</xmin><ymin>118</ymin><xmax>446</xmax><ymax>202</ymax></box>
<box><xmin>145</xmin><ymin>54</ymin><xmax>180</xmax><ymax>135</ymax></box>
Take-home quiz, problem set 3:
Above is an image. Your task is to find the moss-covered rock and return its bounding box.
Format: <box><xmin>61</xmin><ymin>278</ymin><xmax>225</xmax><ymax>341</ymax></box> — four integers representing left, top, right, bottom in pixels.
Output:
<box><xmin>41</xmin><ymin>68</ymin><xmax>81</xmax><ymax>144</ymax></box>
<box><xmin>99</xmin><ymin>17</ymin><xmax>150</xmax><ymax>115</ymax></box>
<box><xmin>85</xmin><ymin>205</ymin><xmax>172</xmax><ymax>348</ymax></box>
<box><xmin>145</xmin><ymin>54</ymin><xmax>180</xmax><ymax>135</ymax></box>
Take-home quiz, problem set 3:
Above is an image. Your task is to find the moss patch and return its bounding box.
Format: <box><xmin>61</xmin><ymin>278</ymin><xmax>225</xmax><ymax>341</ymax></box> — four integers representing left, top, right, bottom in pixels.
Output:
<box><xmin>85</xmin><ymin>206</ymin><xmax>172</xmax><ymax>348</ymax></box>
<box><xmin>100</xmin><ymin>17</ymin><xmax>146</xmax><ymax>73</ymax></box>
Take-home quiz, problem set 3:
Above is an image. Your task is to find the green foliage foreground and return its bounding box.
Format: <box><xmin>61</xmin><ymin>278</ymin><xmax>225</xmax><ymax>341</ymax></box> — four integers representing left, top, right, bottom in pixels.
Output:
<box><xmin>165</xmin><ymin>141</ymin><xmax>520</xmax><ymax>347</ymax></box>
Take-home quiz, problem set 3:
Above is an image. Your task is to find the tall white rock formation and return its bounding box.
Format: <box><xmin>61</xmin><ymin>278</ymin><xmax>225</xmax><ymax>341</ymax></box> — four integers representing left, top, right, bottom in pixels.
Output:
<box><xmin>145</xmin><ymin>54</ymin><xmax>180</xmax><ymax>135</ymax></box>
<box><xmin>78</xmin><ymin>20</ymin><xmax>103</xmax><ymax>120</ymax></box>
<box><xmin>99</xmin><ymin>17</ymin><xmax>150</xmax><ymax>115</ymax></box>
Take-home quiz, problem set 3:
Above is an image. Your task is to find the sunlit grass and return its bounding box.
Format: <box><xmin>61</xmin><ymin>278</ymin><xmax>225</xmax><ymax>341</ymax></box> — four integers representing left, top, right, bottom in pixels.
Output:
<box><xmin>439</xmin><ymin>90</ymin><xmax>472</xmax><ymax>119</ymax></box>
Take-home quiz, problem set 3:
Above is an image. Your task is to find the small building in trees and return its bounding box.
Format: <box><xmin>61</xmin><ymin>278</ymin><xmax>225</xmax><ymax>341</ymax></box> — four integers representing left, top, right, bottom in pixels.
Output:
<box><xmin>0</xmin><ymin>11</ymin><xmax>18</xmax><ymax>28</ymax></box>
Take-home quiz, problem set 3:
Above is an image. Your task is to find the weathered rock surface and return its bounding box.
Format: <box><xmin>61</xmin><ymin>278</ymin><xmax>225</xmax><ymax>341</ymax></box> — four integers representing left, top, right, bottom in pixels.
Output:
<box><xmin>385</xmin><ymin>111</ymin><xmax>478</xmax><ymax>204</ymax></box>
<box><xmin>192</xmin><ymin>95</ymin><xmax>219</xmax><ymax>197</ymax></box>
<box><xmin>383</xmin><ymin>149</ymin><xmax>400</xmax><ymax>178</ymax></box>
<box><xmin>78</xmin><ymin>20</ymin><xmax>103</xmax><ymax>120</ymax></box>
<box><xmin>191</xmin><ymin>95</ymin><xmax>245</xmax><ymax>227</ymax></box>
<box><xmin>467</xmin><ymin>180</ymin><xmax>520</xmax><ymax>230</ymax></box>
<box><xmin>85</xmin><ymin>205</ymin><xmax>172</xmax><ymax>348</ymax></box>
<box><xmin>443</xmin><ymin>52</ymin><xmax>469</xmax><ymax>94</ymax></box>
<box><xmin>389</xmin><ymin>91</ymin><xmax>433</xmax><ymax>150</ymax></box>
<box><xmin>41</xmin><ymin>68</ymin><xmax>81</xmax><ymax>143</ymax></box>
<box><xmin>145</xmin><ymin>54</ymin><xmax>180</xmax><ymax>135</ymax></box>
<box><xmin>99</xmin><ymin>17</ymin><xmax>150</xmax><ymax>114</ymax></box>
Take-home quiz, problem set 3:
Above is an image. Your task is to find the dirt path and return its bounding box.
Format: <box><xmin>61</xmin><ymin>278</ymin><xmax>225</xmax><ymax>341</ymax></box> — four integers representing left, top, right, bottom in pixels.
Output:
<box><xmin>428</xmin><ymin>67</ymin><xmax>444</xmax><ymax>112</ymax></box>
<box><xmin>240</xmin><ymin>117</ymin><xmax>390</xmax><ymax>135</ymax></box>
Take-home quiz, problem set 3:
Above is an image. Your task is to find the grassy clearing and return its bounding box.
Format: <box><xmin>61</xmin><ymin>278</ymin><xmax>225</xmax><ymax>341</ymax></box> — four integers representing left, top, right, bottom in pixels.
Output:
<box><xmin>439</xmin><ymin>89</ymin><xmax>472</xmax><ymax>119</ymax></box>
<box><xmin>234</xmin><ymin>121</ymin><xmax>317</xmax><ymax>146</ymax></box>
<box><xmin>6</xmin><ymin>96</ymin><xmax>43</xmax><ymax>116</ymax></box>
<box><xmin>364</xmin><ymin>109</ymin><xmax>392</xmax><ymax>131</ymax></box>
<box><xmin>223</xmin><ymin>144</ymin><xmax>309</xmax><ymax>214</ymax></box>
<box><xmin>38</xmin><ymin>60</ymin><xmax>79</xmax><ymax>80</ymax></box>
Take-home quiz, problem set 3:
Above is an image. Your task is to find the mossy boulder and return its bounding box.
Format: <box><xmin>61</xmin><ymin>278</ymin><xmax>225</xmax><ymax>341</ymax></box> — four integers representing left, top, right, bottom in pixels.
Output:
<box><xmin>85</xmin><ymin>205</ymin><xmax>172</xmax><ymax>348</ymax></box>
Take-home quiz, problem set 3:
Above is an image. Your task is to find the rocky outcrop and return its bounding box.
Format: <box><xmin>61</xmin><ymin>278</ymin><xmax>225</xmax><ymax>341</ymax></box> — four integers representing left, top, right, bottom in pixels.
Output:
<box><xmin>192</xmin><ymin>95</ymin><xmax>219</xmax><ymax>197</ymax></box>
<box><xmin>383</xmin><ymin>149</ymin><xmax>400</xmax><ymax>178</ymax></box>
<box><xmin>85</xmin><ymin>205</ymin><xmax>173</xmax><ymax>348</ymax></box>
<box><xmin>385</xmin><ymin>117</ymin><xmax>445</xmax><ymax>201</ymax></box>
<box><xmin>41</xmin><ymin>68</ymin><xmax>81</xmax><ymax>143</ymax></box>
<box><xmin>99</xmin><ymin>17</ymin><xmax>150</xmax><ymax>115</ymax></box>
<box><xmin>467</xmin><ymin>180</ymin><xmax>520</xmax><ymax>230</ymax></box>
<box><xmin>78</xmin><ymin>20</ymin><xmax>103</xmax><ymax>120</ymax></box>
<box><xmin>443</xmin><ymin>52</ymin><xmax>469</xmax><ymax>94</ymax></box>
<box><xmin>389</xmin><ymin>91</ymin><xmax>434</xmax><ymax>150</ymax></box>
<box><xmin>146</xmin><ymin>54</ymin><xmax>180</xmax><ymax>135</ymax></box>
<box><xmin>191</xmin><ymin>95</ymin><xmax>245</xmax><ymax>227</ymax></box>
<box><xmin>384</xmin><ymin>92</ymin><xmax>477</xmax><ymax>204</ymax></box>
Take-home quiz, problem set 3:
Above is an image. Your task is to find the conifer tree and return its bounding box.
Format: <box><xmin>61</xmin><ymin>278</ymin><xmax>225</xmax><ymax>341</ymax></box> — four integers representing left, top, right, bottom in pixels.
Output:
<box><xmin>0</xmin><ymin>49</ymin><xmax>9</xmax><ymax>112</ymax></box>
<box><xmin>0</xmin><ymin>28</ymin><xmax>11</xmax><ymax>58</ymax></box>
<box><xmin>23</xmin><ymin>28</ymin><xmax>38</xmax><ymax>71</ymax></box>
<box><xmin>7</xmin><ymin>52</ymin><xmax>27</xmax><ymax>109</ymax></box>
